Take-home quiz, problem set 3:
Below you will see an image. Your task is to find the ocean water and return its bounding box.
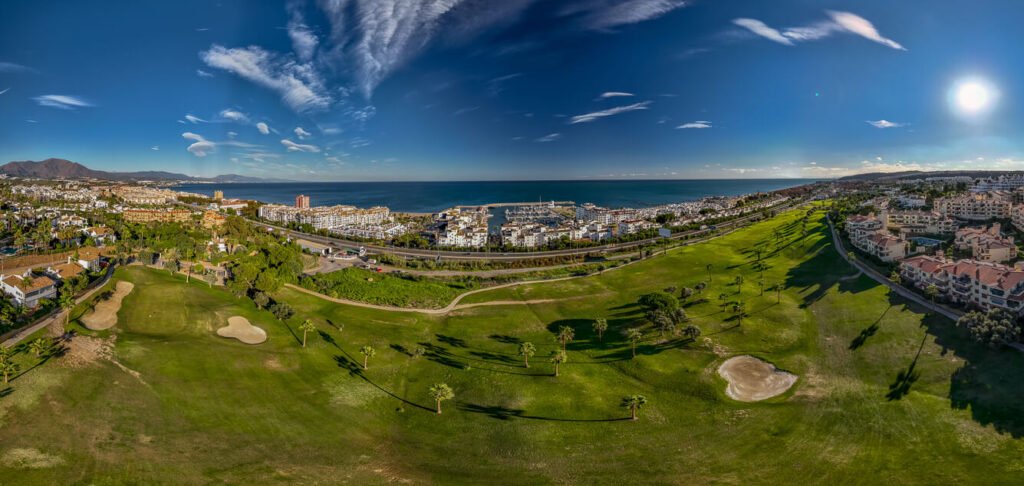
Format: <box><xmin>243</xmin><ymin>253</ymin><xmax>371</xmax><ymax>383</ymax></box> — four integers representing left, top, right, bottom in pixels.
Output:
<box><xmin>174</xmin><ymin>179</ymin><xmax>817</xmax><ymax>213</ymax></box>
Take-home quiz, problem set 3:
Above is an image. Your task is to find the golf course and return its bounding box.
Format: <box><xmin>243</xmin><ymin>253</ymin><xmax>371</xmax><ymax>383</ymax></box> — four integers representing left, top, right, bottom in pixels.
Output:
<box><xmin>2</xmin><ymin>206</ymin><xmax>1024</xmax><ymax>484</ymax></box>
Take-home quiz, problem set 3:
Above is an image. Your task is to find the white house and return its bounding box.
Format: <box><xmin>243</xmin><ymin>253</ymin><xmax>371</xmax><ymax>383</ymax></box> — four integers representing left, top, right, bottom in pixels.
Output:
<box><xmin>0</xmin><ymin>273</ymin><xmax>58</xmax><ymax>307</ymax></box>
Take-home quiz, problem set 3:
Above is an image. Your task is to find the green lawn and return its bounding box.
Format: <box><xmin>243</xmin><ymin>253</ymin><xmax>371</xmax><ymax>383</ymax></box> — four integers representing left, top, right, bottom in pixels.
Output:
<box><xmin>2</xmin><ymin>206</ymin><xmax>1024</xmax><ymax>484</ymax></box>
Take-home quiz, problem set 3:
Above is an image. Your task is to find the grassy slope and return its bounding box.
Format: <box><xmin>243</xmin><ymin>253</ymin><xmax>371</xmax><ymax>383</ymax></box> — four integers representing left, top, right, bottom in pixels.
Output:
<box><xmin>2</xmin><ymin>207</ymin><xmax>1024</xmax><ymax>484</ymax></box>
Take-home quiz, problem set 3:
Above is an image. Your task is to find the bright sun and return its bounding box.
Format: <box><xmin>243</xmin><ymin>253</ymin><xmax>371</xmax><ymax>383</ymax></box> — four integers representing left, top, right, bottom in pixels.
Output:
<box><xmin>952</xmin><ymin>78</ymin><xmax>997</xmax><ymax>117</ymax></box>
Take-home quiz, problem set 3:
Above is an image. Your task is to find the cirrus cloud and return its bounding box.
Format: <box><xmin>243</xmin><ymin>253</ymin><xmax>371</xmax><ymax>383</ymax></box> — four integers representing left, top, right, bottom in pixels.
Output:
<box><xmin>569</xmin><ymin>101</ymin><xmax>651</xmax><ymax>124</ymax></box>
<box><xmin>281</xmin><ymin>139</ymin><xmax>320</xmax><ymax>152</ymax></box>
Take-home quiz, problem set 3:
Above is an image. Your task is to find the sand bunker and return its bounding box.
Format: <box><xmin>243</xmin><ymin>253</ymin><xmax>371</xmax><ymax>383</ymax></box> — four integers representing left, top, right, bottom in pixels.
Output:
<box><xmin>217</xmin><ymin>316</ymin><xmax>267</xmax><ymax>345</ymax></box>
<box><xmin>81</xmin><ymin>281</ymin><xmax>134</xmax><ymax>331</ymax></box>
<box><xmin>717</xmin><ymin>355</ymin><xmax>797</xmax><ymax>402</ymax></box>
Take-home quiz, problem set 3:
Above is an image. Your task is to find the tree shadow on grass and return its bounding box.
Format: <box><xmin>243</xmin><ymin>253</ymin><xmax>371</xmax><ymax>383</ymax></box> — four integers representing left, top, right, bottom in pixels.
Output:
<box><xmin>0</xmin><ymin>387</ymin><xmax>11</xmax><ymax>399</ymax></box>
<box><xmin>332</xmin><ymin>354</ymin><xmax>434</xmax><ymax>413</ymax></box>
<box><xmin>458</xmin><ymin>403</ymin><xmax>631</xmax><ymax>422</ymax></box>
<box><xmin>489</xmin><ymin>334</ymin><xmax>521</xmax><ymax>345</ymax></box>
<box><xmin>435</xmin><ymin>334</ymin><xmax>467</xmax><ymax>348</ymax></box>
<box><xmin>887</xmin><ymin>333</ymin><xmax>928</xmax><ymax>400</ymax></box>
<box><xmin>850</xmin><ymin>304</ymin><xmax>893</xmax><ymax>351</ymax></box>
<box><xmin>317</xmin><ymin>330</ymin><xmax>339</xmax><ymax>349</ymax></box>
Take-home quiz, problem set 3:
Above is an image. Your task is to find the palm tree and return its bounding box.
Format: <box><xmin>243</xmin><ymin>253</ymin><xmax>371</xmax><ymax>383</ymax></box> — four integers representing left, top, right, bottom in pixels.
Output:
<box><xmin>0</xmin><ymin>347</ymin><xmax>12</xmax><ymax>365</ymax></box>
<box><xmin>925</xmin><ymin>284</ymin><xmax>939</xmax><ymax>302</ymax></box>
<box><xmin>776</xmin><ymin>282</ymin><xmax>783</xmax><ymax>304</ymax></box>
<box><xmin>734</xmin><ymin>275</ymin><xmax>744</xmax><ymax>294</ymax></box>
<box><xmin>429</xmin><ymin>383</ymin><xmax>454</xmax><ymax>415</ymax></box>
<box><xmin>360</xmin><ymin>345</ymin><xmax>376</xmax><ymax>369</ymax></box>
<box><xmin>518</xmin><ymin>342</ymin><xmax>536</xmax><ymax>368</ymax></box>
<box><xmin>622</xmin><ymin>395</ymin><xmax>648</xmax><ymax>421</ymax></box>
<box><xmin>889</xmin><ymin>270</ymin><xmax>902</xmax><ymax>284</ymax></box>
<box><xmin>299</xmin><ymin>319</ymin><xmax>316</xmax><ymax>348</ymax></box>
<box><xmin>733</xmin><ymin>301</ymin><xmax>748</xmax><ymax>326</ymax></box>
<box><xmin>0</xmin><ymin>360</ymin><xmax>18</xmax><ymax>384</ymax></box>
<box><xmin>846</xmin><ymin>250</ymin><xmax>856</xmax><ymax>263</ymax></box>
<box><xmin>626</xmin><ymin>328</ymin><xmax>643</xmax><ymax>358</ymax></box>
<box><xmin>549</xmin><ymin>350</ymin><xmax>567</xmax><ymax>376</ymax></box>
<box><xmin>28</xmin><ymin>338</ymin><xmax>50</xmax><ymax>357</ymax></box>
<box><xmin>593</xmin><ymin>318</ymin><xmax>608</xmax><ymax>342</ymax></box>
<box><xmin>59</xmin><ymin>293</ymin><xmax>74</xmax><ymax>327</ymax></box>
<box><xmin>556</xmin><ymin>325</ymin><xmax>575</xmax><ymax>352</ymax></box>
<box><xmin>706</xmin><ymin>263</ymin><xmax>713</xmax><ymax>282</ymax></box>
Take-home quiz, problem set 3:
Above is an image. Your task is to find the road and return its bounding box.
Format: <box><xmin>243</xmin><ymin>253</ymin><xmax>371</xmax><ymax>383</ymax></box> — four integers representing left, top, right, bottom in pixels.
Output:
<box><xmin>254</xmin><ymin>199</ymin><xmax>802</xmax><ymax>261</ymax></box>
<box><xmin>827</xmin><ymin>217</ymin><xmax>962</xmax><ymax>322</ymax></box>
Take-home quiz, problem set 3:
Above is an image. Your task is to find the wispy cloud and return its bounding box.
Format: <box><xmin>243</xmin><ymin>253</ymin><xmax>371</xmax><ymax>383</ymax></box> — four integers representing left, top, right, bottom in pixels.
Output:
<box><xmin>151</xmin><ymin>146</ymin><xmax>160</xmax><ymax>151</ymax></box>
<box><xmin>0</xmin><ymin>62</ymin><xmax>34</xmax><ymax>73</ymax></box>
<box><xmin>33</xmin><ymin>95</ymin><xmax>93</xmax><ymax>110</ymax></box>
<box><xmin>867</xmin><ymin>119</ymin><xmax>905</xmax><ymax>129</ymax></box>
<box><xmin>184</xmin><ymin>114</ymin><xmax>208</xmax><ymax>124</ymax></box>
<box><xmin>287</xmin><ymin>4</ymin><xmax>319</xmax><ymax>62</ymax></box>
<box><xmin>569</xmin><ymin>101</ymin><xmax>651</xmax><ymax>124</ymax></box>
<box><xmin>294</xmin><ymin>126</ymin><xmax>312</xmax><ymax>139</ymax></box>
<box><xmin>677</xmin><ymin>120</ymin><xmax>711</xmax><ymax>129</ymax></box>
<box><xmin>256</xmin><ymin>122</ymin><xmax>270</xmax><ymax>135</ymax></box>
<box><xmin>734</xmin><ymin>11</ymin><xmax>905</xmax><ymax>50</ymax></box>
<box><xmin>828</xmin><ymin>11</ymin><xmax>905</xmax><ymax>50</ymax></box>
<box><xmin>453</xmin><ymin>106</ymin><xmax>479</xmax><ymax>116</ymax></box>
<box><xmin>200</xmin><ymin>44</ymin><xmax>331</xmax><ymax>112</ymax></box>
<box><xmin>182</xmin><ymin>132</ymin><xmax>215</xmax><ymax>157</ymax></box>
<box><xmin>577</xmin><ymin>0</ymin><xmax>689</xmax><ymax>31</ymax></box>
<box><xmin>0</xmin><ymin>88</ymin><xmax>9</xmax><ymax>96</ymax></box>
<box><xmin>196</xmin><ymin>69</ymin><xmax>214</xmax><ymax>78</ymax></box>
<box><xmin>219</xmin><ymin>109</ymin><xmax>250</xmax><ymax>123</ymax></box>
<box><xmin>281</xmin><ymin>139</ymin><xmax>320</xmax><ymax>153</ymax></box>
<box><xmin>598</xmin><ymin>91</ymin><xmax>634</xmax><ymax>99</ymax></box>
<box><xmin>733</xmin><ymin>18</ymin><xmax>792</xmax><ymax>45</ymax></box>
<box><xmin>535</xmin><ymin>133</ymin><xmax>561</xmax><ymax>142</ymax></box>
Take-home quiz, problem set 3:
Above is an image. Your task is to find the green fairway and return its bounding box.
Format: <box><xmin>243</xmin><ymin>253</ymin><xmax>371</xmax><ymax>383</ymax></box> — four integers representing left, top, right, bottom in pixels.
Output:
<box><xmin>3</xmin><ymin>206</ymin><xmax>1024</xmax><ymax>484</ymax></box>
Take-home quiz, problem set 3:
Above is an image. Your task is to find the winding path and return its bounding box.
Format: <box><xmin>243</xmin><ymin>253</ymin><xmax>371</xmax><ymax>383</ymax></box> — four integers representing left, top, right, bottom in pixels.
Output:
<box><xmin>827</xmin><ymin>217</ymin><xmax>961</xmax><ymax>321</ymax></box>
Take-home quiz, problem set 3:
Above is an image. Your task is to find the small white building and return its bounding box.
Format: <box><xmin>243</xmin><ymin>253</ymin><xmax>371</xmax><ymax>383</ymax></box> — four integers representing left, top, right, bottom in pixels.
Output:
<box><xmin>1</xmin><ymin>273</ymin><xmax>58</xmax><ymax>307</ymax></box>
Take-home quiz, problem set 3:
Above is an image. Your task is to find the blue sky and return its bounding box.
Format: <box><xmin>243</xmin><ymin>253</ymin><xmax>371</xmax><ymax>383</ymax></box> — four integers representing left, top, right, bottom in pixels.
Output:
<box><xmin>1</xmin><ymin>0</ymin><xmax>1023</xmax><ymax>181</ymax></box>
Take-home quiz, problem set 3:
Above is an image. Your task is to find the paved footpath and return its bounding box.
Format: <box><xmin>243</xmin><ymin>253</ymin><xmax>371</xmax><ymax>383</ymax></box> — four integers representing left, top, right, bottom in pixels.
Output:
<box><xmin>827</xmin><ymin>218</ymin><xmax>962</xmax><ymax>322</ymax></box>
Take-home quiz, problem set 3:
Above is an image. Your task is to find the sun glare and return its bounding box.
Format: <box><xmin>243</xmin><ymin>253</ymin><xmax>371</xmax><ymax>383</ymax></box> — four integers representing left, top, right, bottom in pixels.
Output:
<box><xmin>952</xmin><ymin>78</ymin><xmax>998</xmax><ymax>118</ymax></box>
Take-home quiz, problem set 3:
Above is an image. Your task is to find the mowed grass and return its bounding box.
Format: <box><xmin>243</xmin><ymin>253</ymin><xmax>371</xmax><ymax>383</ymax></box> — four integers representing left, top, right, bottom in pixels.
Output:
<box><xmin>303</xmin><ymin>266</ymin><xmax>471</xmax><ymax>308</ymax></box>
<box><xmin>3</xmin><ymin>206</ymin><xmax>1024</xmax><ymax>484</ymax></box>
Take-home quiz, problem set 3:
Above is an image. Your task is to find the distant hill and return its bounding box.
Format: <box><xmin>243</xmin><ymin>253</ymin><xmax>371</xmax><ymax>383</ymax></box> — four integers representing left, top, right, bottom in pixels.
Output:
<box><xmin>837</xmin><ymin>170</ymin><xmax>1024</xmax><ymax>182</ymax></box>
<box><xmin>0</xmin><ymin>158</ymin><xmax>286</xmax><ymax>182</ymax></box>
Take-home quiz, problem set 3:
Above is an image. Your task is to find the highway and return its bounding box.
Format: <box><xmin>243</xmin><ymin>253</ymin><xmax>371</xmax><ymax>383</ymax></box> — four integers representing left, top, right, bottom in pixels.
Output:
<box><xmin>253</xmin><ymin>200</ymin><xmax>804</xmax><ymax>261</ymax></box>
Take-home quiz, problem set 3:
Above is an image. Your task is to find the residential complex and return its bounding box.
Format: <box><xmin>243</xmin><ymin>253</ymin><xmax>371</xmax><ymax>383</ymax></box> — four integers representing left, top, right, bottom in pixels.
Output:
<box><xmin>884</xmin><ymin>210</ymin><xmax>957</xmax><ymax>236</ymax></box>
<box><xmin>954</xmin><ymin>224</ymin><xmax>1017</xmax><ymax>263</ymax></box>
<box><xmin>936</xmin><ymin>192</ymin><xmax>1012</xmax><ymax>221</ymax></box>
<box><xmin>259</xmin><ymin>203</ymin><xmax>392</xmax><ymax>237</ymax></box>
<box><xmin>123</xmin><ymin>208</ymin><xmax>192</xmax><ymax>223</ymax></box>
<box><xmin>901</xmin><ymin>255</ymin><xmax>1024</xmax><ymax>313</ymax></box>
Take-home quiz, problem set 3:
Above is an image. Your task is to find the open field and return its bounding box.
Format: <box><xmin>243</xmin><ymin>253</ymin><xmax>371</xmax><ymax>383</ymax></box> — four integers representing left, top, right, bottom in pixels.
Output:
<box><xmin>3</xmin><ymin>206</ymin><xmax>1024</xmax><ymax>484</ymax></box>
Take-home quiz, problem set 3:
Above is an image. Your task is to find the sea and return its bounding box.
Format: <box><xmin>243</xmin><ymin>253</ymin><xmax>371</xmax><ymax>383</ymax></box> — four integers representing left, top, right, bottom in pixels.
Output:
<box><xmin>174</xmin><ymin>179</ymin><xmax>819</xmax><ymax>214</ymax></box>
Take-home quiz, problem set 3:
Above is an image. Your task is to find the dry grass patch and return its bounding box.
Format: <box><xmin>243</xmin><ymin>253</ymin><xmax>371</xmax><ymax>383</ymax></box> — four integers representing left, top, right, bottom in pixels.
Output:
<box><xmin>81</xmin><ymin>281</ymin><xmax>135</xmax><ymax>331</ymax></box>
<box><xmin>1</xmin><ymin>448</ymin><xmax>65</xmax><ymax>469</ymax></box>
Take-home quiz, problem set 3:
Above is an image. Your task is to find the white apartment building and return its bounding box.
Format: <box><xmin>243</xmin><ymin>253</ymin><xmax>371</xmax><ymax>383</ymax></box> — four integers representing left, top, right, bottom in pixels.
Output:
<box><xmin>885</xmin><ymin>210</ymin><xmax>957</xmax><ymax>235</ymax></box>
<box><xmin>845</xmin><ymin>213</ymin><xmax>907</xmax><ymax>262</ymax></box>
<box><xmin>901</xmin><ymin>255</ymin><xmax>1024</xmax><ymax>313</ymax></box>
<box><xmin>972</xmin><ymin>175</ymin><xmax>1024</xmax><ymax>193</ymax></box>
<box><xmin>936</xmin><ymin>193</ymin><xmax>1012</xmax><ymax>221</ymax></box>
<box><xmin>258</xmin><ymin>204</ymin><xmax>390</xmax><ymax>230</ymax></box>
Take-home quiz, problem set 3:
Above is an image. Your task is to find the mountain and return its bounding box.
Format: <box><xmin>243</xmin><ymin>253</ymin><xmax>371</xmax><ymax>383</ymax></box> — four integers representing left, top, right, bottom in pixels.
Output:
<box><xmin>837</xmin><ymin>170</ymin><xmax>1023</xmax><ymax>182</ymax></box>
<box><xmin>0</xmin><ymin>158</ymin><xmax>285</xmax><ymax>182</ymax></box>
